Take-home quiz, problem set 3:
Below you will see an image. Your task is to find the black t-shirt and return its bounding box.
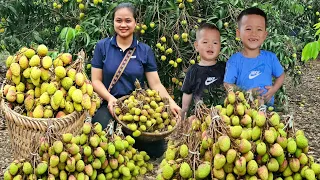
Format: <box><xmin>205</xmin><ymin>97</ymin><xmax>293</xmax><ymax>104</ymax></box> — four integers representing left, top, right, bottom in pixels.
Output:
<box><xmin>181</xmin><ymin>61</ymin><xmax>226</xmax><ymax>107</ymax></box>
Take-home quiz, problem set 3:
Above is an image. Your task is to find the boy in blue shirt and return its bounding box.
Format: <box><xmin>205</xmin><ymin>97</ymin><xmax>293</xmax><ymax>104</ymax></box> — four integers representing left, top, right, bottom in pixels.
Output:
<box><xmin>224</xmin><ymin>7</ymin><xmax>285</xmax><ymax>105</ymax></box>
<box><xmin>181</xmin><ymin>23</ymin><xmax>226</xmax><ymax>119</ymax></box>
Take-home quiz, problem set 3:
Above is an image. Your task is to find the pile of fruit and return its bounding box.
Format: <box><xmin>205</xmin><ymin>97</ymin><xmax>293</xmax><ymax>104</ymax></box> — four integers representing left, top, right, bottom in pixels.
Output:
<box><xmin>3</xmin><ymin>122</ymin><xmax>153</xmax><ymax>180</ymax></box>
<box><xmin>157</xmin><ymin>91</ymin><xmax>320</xmax><ymax>179</ymax></box>
<box><xmin>3</xmin><ymin>45</ymin><xmax>101</xmax><ymax>118</ymax></box>
<box><xmin>114</xmin><ymin>80</ymin><xmax>178</xmax><ymax>137</ymax></box>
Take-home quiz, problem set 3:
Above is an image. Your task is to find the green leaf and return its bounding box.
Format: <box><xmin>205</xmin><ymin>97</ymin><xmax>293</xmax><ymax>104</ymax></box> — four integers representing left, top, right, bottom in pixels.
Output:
<box><xmin>32</xmin><ymin>31</ymin><xmax>43</xmax><ymax>43</ymax></box>
<box><xmin>301</xmin><ymin>41</ymin><xmax>320</xmax><ymax>62</ymax></box>
<box><xmin>108</xmin><ymin>3</ymin><xmax>118</xmax><ymax>12</ymax></box>
<box><xmin>7</xmin><ymin>5</ymin><xmax>18</xmax><ymax>17</ymax></box>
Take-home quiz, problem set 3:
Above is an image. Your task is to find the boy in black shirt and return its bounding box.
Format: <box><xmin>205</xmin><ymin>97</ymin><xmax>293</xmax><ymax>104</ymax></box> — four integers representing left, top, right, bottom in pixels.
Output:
<box><xmin>181</xmin><ymin>23</ymin><xmax>226</xmax><ymax>119</ymax></box>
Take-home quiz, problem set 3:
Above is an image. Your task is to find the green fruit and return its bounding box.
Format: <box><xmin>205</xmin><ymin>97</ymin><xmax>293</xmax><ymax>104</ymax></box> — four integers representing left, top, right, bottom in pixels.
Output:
<box><xmin>296</xmin><ymin>135</ymin><xmax>308</xmax><ymax>149</ymax></box>
<box><xmin>179</xmin><ymin>144</ymin><xmax>188</xmax><ymax>158</ymax></box>
<box><xmin>218</xmin><ymin>135</ymin><xmax>231</xmax><ymax>152</ymax></box>
<box><xmin>161</xmin><ymin>164</ymin><xmax>174</xmax><ymax>179</ymax></box>
<box><xmin>214</xmin><ymin>154</ymin><xmax>226</xmax><ymax>169</ymax></box>
<box><xmin>287</xmin><ymin>140</ymin><xmax>297</xmax><ymax>154</ymax></box>
<box><xmin>247</xmin><ymin>160</ymin><xmax>258</xmax><ymax>175</ymax></box>
<box><xmin>196</xmin><ymin>162</ymin><xmax>211</xmax><ymax>179</ymax></box>
<box><xmin>180</xmin><ymin>162</ymin><xmax>192</xmax><ymax>178</ymax></box>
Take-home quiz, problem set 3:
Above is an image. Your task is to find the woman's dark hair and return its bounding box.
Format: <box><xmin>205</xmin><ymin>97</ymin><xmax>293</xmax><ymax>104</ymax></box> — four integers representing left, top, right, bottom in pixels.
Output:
<box><xmin>113</xmin><ymin>2</ymin><xmax>137</xmax><ymax>20</ymax></box>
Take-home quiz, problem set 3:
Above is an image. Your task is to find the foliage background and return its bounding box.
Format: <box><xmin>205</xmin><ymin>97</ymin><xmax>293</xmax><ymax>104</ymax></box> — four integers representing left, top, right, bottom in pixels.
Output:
<box><xmin>0</xmin><ymin>0</ymin><xmax>319</xmax><ymax>111</ymax></box>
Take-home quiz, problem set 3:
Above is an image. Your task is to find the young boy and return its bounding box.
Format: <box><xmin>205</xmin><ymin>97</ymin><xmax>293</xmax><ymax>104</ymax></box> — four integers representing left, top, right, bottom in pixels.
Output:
<box><xmin>224</xmin><ymin>7</ymin><xmax>285</xmax><ymax>105</ymax></box>
<box><xmin>181</xmin><ymin>23</ymin><xmax>226</xmax><ymax>119</ymax></box>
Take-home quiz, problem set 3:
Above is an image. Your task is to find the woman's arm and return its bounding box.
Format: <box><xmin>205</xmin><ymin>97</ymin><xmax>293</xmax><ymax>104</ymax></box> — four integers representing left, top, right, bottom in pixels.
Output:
<box><xmin>91</xmin><ymin>67</ymin><xmax>117</xmax><ymax>115</ymax></box>
<box><xmin>145</xmin><ymin>71</ymin><xmax>181</xmax><ymax>116</ymax></box>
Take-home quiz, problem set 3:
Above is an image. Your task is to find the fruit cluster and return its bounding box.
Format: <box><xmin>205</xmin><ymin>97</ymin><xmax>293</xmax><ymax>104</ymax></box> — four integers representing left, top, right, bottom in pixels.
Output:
<box><xmin>3</xmin><ymin>45</ymin><xmax>101</xmax><ymax>118</ymax></box>
<box><xmin>114</xmin><ymin>82</ymin><xmax>178</xmax><ymax>137</ymax></box>
<box><xmin>4</xmin><ymin>122</ymin><xmax>153</xmax><ymax>180</ymax></box>
<box><xmin>157</xmin><ymin>91</ymin><xmax>320</xmax><ymax>179</ymax></box>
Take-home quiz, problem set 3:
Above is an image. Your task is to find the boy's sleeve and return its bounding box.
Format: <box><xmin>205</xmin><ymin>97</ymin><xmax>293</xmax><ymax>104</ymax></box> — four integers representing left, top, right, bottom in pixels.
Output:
<box><xmin>223</xmin><ymin>55</ymin><xmax>238</xmax><ymax>84</ymax></box>
<box><xmin>143</xmin><ymin>47</ymin><xmax>158</xmax><ymax>72</ymax></box>
<box><xmin>181</xmin><ymin>67</ymin><xmax>195</xmax><ymax>94</ymax></box>
<box><xmin>91</xmin><ymin>41</ymin><xmax>104</xmax><ymax>69</ymax></box>
<box><xmin>271</xmin><ymin>53</ymin><xmax>284</xmax><ymax>77</ymax></box>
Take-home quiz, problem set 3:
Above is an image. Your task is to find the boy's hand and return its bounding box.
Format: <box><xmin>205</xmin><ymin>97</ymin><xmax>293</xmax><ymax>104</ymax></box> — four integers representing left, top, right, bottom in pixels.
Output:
<box><xmin>249</xmin><ymin>87</ymin><xmax>264</xmax><ymax>96</ymax></box>
<box><xmin>263</xmin><ymin>86</ymin><xmax>276</xmax><ymax>102</ymax></box>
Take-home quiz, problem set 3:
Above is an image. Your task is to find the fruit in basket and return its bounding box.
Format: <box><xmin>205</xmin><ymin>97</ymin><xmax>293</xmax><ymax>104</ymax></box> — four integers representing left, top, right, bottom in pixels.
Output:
<box><xmin>114</xmin><ymin>80</ymin><xmax>177</xmax><ymax>137</ymax></box>
<box><xmin>2</xmin><ymin>45</ymin><xmax>101</xmax><ymax>118</ymax></box>
<box><xmin>157</xmin><ymin>91</ymin><xmax>320</xmax><ymax>179</ymax></box>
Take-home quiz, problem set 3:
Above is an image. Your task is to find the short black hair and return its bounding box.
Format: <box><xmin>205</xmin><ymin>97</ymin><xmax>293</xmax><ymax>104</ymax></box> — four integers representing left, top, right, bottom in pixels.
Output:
<box><xmin>113</xmin><ymin>2</ymin><xmax>137</xmax><ymax>20</ymax></box>
<box><xmin>237</xmin><ymin>7</ymin><xmax>267</xmax><ymax>28</ymax></box>
<box><xmin>196</xmin><ymin>23</ymin><xmax>220</xmax><ymax>40</ymax></box>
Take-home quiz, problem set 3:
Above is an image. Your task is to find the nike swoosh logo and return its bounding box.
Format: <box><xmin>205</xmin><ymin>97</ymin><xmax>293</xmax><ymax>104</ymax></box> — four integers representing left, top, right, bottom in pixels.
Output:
<box><xmin>205</xmin><ymin>77</ymin><xmax>218</xmax><ymax>85</ymax></box>
<box><xmin>249</xmin><ymin>71</ymin><xmax>261</xmax><ymax>79</ymax></box>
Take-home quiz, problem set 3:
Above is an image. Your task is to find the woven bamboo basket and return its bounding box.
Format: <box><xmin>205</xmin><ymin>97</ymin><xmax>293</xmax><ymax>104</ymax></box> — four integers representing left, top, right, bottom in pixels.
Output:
<box><xmin>114</xmin><ymin>95</ymin><xmax>181</xmax><ymax>142</ymax></box>
<box><xmin>0</xmin><ymin>49</ymin><xmax>89</xmax><ymax>160</ymax></box>
<box><xmin>0</xmin><ymin>97</ymin><xmax>86</xmax><ymax>159</ymax></box>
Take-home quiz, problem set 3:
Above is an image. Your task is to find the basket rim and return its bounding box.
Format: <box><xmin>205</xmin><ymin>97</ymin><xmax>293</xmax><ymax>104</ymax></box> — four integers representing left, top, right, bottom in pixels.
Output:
<box><xmin>113</xmin><ymin>95</ymin><xmax>181</xmax><ymax>137</ymax></box>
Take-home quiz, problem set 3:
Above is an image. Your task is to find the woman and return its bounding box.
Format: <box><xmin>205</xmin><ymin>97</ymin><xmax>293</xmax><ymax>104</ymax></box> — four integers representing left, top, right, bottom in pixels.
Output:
<box><xmin>91</xmin><ymin>2</ymin><xmax>181</xmax><ymax>158</ymax></box>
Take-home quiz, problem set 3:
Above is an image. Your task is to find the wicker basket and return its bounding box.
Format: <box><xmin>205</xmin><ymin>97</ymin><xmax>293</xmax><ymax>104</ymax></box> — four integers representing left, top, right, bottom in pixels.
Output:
<box><xmin>0</xmin><ymin>99</ymin><xmax>86</xmax><ymax>159</ymax></box>
<box><xmin>114</xmin><ymin>95</ymin><xmax>181</xmax><ymax>142</ymax></box>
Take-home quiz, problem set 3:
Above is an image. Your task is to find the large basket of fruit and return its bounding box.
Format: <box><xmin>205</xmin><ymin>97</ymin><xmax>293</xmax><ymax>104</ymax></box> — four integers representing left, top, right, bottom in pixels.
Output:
<box><xmin>0</xmin><ymin>47</ymin><xmax>100</xmax><ymax>159</ymax></box>
<box><xmin>113</xmin><ymin>80</ymin><xmax>181</xmax><ymax>142</ymax></box>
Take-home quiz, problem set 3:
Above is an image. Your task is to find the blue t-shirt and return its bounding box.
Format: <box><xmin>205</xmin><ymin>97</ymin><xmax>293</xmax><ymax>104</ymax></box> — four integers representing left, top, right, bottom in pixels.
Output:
<box><xmin>91</xmin><ymin>35</ymin><xmax>157</xmax><ymax>98</ymax></box>
<box><xmin>223</xmin><ymin>50</ymin><xmax>284</xmax><ymax>105</ymax></box>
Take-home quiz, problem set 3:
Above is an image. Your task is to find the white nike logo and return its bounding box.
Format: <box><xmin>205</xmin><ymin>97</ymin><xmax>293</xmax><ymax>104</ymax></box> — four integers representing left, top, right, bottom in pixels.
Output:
<box><xmin>249</xmin><ymin>71</ymin><xmax>261</xmax><ymax>79</ymax></box>
<box><xmin>205</xmin><ymin>77</ymin><xmax>218</xmax><ymax>85</ymax></box>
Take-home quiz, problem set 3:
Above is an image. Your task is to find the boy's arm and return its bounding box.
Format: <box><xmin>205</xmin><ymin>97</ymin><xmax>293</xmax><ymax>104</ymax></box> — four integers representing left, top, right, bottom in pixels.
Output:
<box><xmin>263</xmin><ymin>73</ymin><xmax>285</xmax><ymax>102</ymax></box>
<box><xmin>181</xmin><ymin>93</ymin><xmax>193</xmax><ymax>120</ymax></box>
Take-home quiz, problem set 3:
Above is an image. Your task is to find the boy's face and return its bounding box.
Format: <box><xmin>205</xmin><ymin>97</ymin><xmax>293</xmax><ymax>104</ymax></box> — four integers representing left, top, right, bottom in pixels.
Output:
<box><xmin>194</xmin><ymin>28</ymin><xmax>221</xmax><ymax>62</ymax></box>
<box><xmin>237</xmin><ymin>14</ymin><xmax>268</xmax><ymax>51</ymax></box>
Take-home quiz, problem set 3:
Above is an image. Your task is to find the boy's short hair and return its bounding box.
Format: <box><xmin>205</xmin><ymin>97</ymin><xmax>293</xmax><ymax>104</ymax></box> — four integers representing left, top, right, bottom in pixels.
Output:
<box><xmin>237</xmin><ymin>7</ymin><xmax>267</xmax><ymax>28</ymax></box>
<box><xmin>196</xmin><ymin>23</ymin><xmax>220</xmax><ymax>40</ymax></box>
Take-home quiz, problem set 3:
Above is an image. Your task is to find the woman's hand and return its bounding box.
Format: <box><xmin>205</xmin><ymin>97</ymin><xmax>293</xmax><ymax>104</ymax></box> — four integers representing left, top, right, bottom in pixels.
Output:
<box><xmin>169</xmin><ymin>100</ymin><xmax>181</xmax><ymax>117</ymax></box>
<box><xmin>107</xmin><ymin>95</ymin><xmax>118</xmax><ymax>117</ymax></box>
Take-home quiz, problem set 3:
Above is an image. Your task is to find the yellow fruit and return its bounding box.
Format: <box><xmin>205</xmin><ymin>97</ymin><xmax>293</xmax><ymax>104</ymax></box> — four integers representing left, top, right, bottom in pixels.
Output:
<box><xmin>42</xmin><ymin>56</ymin><xmax>53</xmax><ymax>69</ymax></box>
<box><xmin>18</xmin><ymin>55</ymin><xmax>29</xmax><ymax>69</ymax></box>
<box><xmin>24</xmin><ymin>95</ymin><xmax>35</xmax><ymax>111</ymax></box>
<box><xmin>23</xmin><ymin>68</ymin><xmax>31</xmax><ymax>78</ymax></box>
<box><xmin>10</xmin><ymin>63</ymin><xmax>20</xmax><ymax>76</ymax></box>
<box><xmin>82</xmin><ymin>94</ymin><xmax>91</xmax><ymax>110</ymax></box>
<box><xmin>79</xmin><ymin>3</ymin><xmax>85</xmax><ymax>9</ymax></box>
<box><xmin>55</xmin><ymin>66</ymin><xmax>66</xmax><ymax>79</ymax></box>
<box><xmin>65</xmin><ymin>101</ymin><xmax>74</xmax><ymax>113</ymax></box>
<box><xmin>29</xmin><ymin>55</ymin><xmax>41</xmax><ymax>66</ymax></box>
<box><xmin>76</xmin><ymin>72</ymin><xmax>85</xmax><ymax>86</ymax></box>
<box><xmin>33</xmin><ymin>105</ymin><xmax>44</xmax><ymax>118</ymax></box>
<box><xmin>40</xmin><ymin>68</ymin><xmax>50</xmax><ymax>81</ymax></box>
<box><xmin>74</xmin><ymin>102</ymin><xmax>83</xmax><ymax>112</ymax></box>
<box><xmin>43</xmin><ymin>106</ymin><xmax>53</xmax><ymax>118</ymax></box>
<box><xmin>60</xmin><ymin>53</ymin><xmax>72</xmax><ymax>65</ymax></box>
<box><xmin>24</xmin><ymin>49</ymin><xmax>36</xmax><ymax>59</ymax></box>
<box><xmin>12</xmin><ymin>75</ymin><xmax>21</xmax><ymax>85</ymax></box>
<box><xmin>72</xmin><ymin>89</ymin><xmax>83</xmax><ymax>103</ymax></box>
<box><xmin>53</xmin><ymin>57</ymin><xmax>63</xmax><ymax>67</ymax></box>
<box><xmin>16</xmin><ymin>92</ymin><xmax>24</xmax><ymax>104</ymax></box>
<box><xmin>37</xmin><ymin>44</ymin><xmax>48</xmax><ymax>56</ymax></box>
<box><xmin>61</xmin><ymin>77</ymin><xmax>73</xmax><ymax>90</ymax></box>
<box><xmin>53</xmin><ymin>90</ymin><xmax>63</xmax><ymax>106</ymax></box>
<box><xmin>5</xmin><ymin>55</ymin><xmax>14</xmax><ymax>68</ymax></box>
<box><xmin>30</xmin><ymin>67</ymin><xmax>41</xmax><ymax>80</ymax></box>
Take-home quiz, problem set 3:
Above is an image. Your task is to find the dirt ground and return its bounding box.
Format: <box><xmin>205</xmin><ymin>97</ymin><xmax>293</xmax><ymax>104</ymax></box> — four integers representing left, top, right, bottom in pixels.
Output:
<box><xmin>0</xmin><ymin>60</ymin><xmax>319</xmax><ymax>178</ymax></box>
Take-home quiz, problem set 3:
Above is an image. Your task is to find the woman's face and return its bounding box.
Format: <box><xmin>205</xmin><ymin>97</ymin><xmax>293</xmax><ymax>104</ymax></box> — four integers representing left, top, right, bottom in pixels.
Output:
<box><xmin>114</xmin><ymin>8</ymin><xmax>136</xmax><ymax>38</ymax></box>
